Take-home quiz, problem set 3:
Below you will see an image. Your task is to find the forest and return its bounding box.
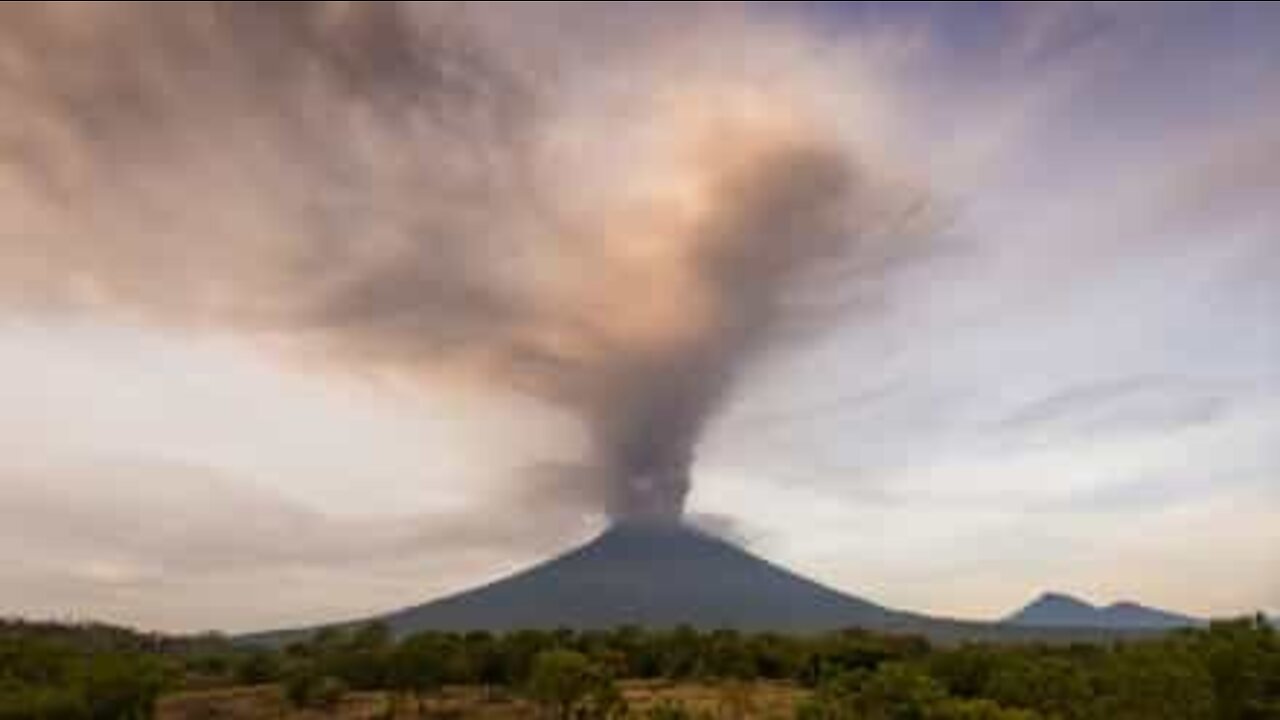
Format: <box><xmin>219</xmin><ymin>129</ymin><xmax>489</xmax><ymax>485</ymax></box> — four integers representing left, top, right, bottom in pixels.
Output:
<box><xmin>2</xmin><ymin>615</ymin><xmax>1278</xmax><ymax>718</ymax></box>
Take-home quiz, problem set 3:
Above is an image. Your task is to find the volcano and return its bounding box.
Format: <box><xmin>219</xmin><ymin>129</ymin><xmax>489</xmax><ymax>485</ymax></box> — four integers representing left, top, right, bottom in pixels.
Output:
<box><xmin>250</xmin><ymin>523</ymin><xmax>1178</xmax><ymax>644</ymax></box>
<box><xmin>374</xmin><ymin>522</ymin><xmax>905</xmax><ymax>635</ymax></box>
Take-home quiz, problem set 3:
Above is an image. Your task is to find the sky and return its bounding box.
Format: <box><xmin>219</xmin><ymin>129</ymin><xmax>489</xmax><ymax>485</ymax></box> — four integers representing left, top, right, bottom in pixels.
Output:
<box><xmin>1</xmin><ymin>1</ymin><xmax>1277</xmax><ymax>633</ymax></box>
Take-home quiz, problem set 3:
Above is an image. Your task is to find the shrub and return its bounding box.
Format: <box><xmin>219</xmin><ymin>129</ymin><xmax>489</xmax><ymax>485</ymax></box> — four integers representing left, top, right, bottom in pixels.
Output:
<box><xmin>284</xmin><ymin>669</ymin><xmax>348</xmax><ymax>710</ymax></box>
<box><xmin>527</xmin><ymin>649</ymin><xmax>625</xmax><ymax>719</ymax></box>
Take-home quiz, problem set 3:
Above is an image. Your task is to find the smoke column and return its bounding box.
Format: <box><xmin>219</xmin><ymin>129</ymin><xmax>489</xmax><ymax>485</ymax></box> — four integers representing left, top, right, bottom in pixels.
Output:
<box><xmin>0</xmin><ymin>3</ymin><xmax>929</xmax><ymax>522</ymax></box>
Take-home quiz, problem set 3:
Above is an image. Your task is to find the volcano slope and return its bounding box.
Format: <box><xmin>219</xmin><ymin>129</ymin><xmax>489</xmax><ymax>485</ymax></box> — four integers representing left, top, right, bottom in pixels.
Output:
<box><xmin>252</xmin><ymin>522</ymin><xmax>1166</xmax><ymax>644</ymax></box>
<box><xmin>379</xmin><ymin>521</ymin><xmax>897</xmax><ymax>634</ymax></box>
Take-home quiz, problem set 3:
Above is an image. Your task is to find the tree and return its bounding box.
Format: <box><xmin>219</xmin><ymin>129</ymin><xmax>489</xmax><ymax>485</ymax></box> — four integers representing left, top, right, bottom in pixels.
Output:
<box><xmin>0</xmin><ymin>685</ymin><xmax>87</xmax><ymax>720</ymax></box>
<box><xmin>854</xmin><ymin>662</ymin><xmax>949</xmax><ymax>720</ymax></box>
<box><xmin>79</xmin><ymin>653</ymin><xmax>166</xmax><ymax>720</ymax></box>
<box><xmin>388</xmin><ymin>632</ymin><xmax>449</xmax><ymax>714</ymax></box>
<box><xmin>350</xmin><ymin>621</ymin><xmax>392</xmax><ymax>652</ymax></box>
<box><xmin>463</xmin><ymin>630</ymin><xmax>509</xmax><ymax>697</ymax></box>
<box><xmin>1094</xmin><ymin>642</ymin><xmax>1215</xmax><ymax>720</ymax></box>
<box><xmin>332</xmin><ymin>622</ymin><xmax>393</xmax><ymax>690</ymax></box>
<box><xmin>705</xmin><ymin>630</ymin><xmax>756</xmax><ymax>680</ymax></box>
<box><xmin>527</xmin><ymin>649</ymin><xmax>625</xmax><ymax>719</ymax></box>
<box><xmin>659</xmin><ymin>626</ymin><xmax>703</xmax><ymax>680</ymax></box>
<box><xmin>983</xmin><ymin>654</ymin><xmax>1091</xmax><ymax>719</ymax></box>
<box><xmin>929</xmin><ymin>645</ymin><xmax>999</xmax><ymax>699</ymax></box>
<box><xmin>1190</xmin><ymin>617</ymin><xmax>1280</xmax><ymax>720</ymax></box>
<box><xmin>234</xmin><ymin>649</ymin><xmax>282</xmax><ymax>685</ymax></box>
<box><xmin>796</xmin><ymin>661</ymin><xmax>1040</xmax><ymax>720</ymax></box>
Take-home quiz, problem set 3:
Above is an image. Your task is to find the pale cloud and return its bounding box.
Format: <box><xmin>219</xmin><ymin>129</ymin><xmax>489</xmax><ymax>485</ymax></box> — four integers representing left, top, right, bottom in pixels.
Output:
<box><xmin>0</xmin><ymin>321</ymin><xmax>579</xmax><ymax>517</ymax></box>
<box><xmin>0</xmin><ymin>452</ymin><xmax>599</xmax><ymax>633</ymax></box>
<box><xmin>691</xmin><ymin>0</ymin><xmax>1280</xmax><ymax>620</ymax></box>
<box><xmin>2</xmin><ymin>2</ymin><xmax>1279</xmax><ymax>631</ymax></box>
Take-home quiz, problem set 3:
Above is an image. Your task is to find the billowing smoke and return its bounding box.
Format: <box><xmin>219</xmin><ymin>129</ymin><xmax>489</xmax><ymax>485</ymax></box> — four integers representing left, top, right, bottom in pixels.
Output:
<box><xmin>0</xmin><ymin>3</ymin><xmax>929</xmax><ymax>522</ymax></box>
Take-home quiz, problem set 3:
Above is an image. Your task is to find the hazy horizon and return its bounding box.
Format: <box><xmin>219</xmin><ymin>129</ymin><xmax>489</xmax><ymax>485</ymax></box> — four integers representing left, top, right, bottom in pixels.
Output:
<box><xmin>2</xmin><ymin>1</ymin><xmax>1277</xmax><ymax>634</ymax></box>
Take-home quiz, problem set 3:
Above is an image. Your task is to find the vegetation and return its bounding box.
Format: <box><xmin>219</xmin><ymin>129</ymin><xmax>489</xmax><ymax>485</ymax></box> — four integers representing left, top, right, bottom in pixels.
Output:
<box><xmin>528</xmin><ymin>649</ymin><xmax>626</xmax><ymax>719</ymax></box>
<box><xmin>2</xmin><ymin>615</ymin><xmax>1277</xmax><ymax>718</ymax></box>
<box><xmin>0</xmin><ymin>621</ymin><xmax>170</xmax><ymax>719</ymax></box>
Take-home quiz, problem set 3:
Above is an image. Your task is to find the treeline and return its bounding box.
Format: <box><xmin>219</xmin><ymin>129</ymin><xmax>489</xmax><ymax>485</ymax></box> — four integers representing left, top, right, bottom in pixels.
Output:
<box><xmin>2</xmin><ymin>616</ymin><xmax>1278</xmax><ymax>718</ymax></box>
<box><xmin>217</xmin><ymin>623</ymin><xmax>931</xmax><ymax>710</ymax></box>
<box><xmin>0</xmin><ymin>620</ymin><xmax>169</xmax><ymax>719</ymax></box>
<box><xmin>798</xmin><ymin>616</ymin><xmax>1280</xmax><ymax>719</ymax></box>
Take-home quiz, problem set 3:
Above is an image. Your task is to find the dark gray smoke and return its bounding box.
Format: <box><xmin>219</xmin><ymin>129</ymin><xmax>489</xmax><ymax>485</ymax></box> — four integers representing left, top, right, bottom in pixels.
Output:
<box><xmin>0</xmin><ymin>2</ymin><xmax>929</xmax><ymax>522</ymax></box>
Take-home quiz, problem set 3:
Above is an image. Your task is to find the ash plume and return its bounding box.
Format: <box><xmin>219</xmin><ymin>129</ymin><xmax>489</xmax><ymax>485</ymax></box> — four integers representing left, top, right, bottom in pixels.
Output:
<box><xmin>0</xmin><ymin>2</ymin><xmax>930</xmax><ymax>522</ymax></box>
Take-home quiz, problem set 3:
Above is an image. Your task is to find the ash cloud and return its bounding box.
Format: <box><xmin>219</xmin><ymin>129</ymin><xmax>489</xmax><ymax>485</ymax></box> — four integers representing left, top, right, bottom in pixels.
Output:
<box><xmin>0</xmin><ymin>2</ymin><xmax>929</xmax><ymax>522</ymax></box>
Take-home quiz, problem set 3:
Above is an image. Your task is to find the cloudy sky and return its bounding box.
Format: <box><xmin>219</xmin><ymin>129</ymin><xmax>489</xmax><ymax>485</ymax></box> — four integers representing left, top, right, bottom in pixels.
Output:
<box><xmin>1</xmin><ymin>1</ymin><xmax>1277</xmax><ymax>633</ymax></box>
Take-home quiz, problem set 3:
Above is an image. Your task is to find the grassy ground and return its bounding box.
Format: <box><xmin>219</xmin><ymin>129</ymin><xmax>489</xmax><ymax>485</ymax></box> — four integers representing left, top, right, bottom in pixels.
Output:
<box><xmin>157</xmin><ymin>680</ymin><xmax>809</xmax><ymax>719</ymax></box>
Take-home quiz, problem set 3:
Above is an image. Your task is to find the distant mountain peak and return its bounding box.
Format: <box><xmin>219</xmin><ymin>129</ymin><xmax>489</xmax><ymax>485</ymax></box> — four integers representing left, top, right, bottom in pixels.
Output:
<box><xmin>1033</xmin><ymin>591</ymin><xmax>1095</xmax><ymax>607</ymax></box>
<box><xmin>1006</xmin><ymin>591</ymin><xmax>1199</xmax><ymax>629</ymax></box>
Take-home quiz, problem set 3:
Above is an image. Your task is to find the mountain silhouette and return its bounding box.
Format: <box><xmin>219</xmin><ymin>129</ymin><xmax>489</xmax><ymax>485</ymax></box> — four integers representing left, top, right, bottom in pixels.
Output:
<box><xmin>375</xmin><ymin>521</ymin><xmax>903</xmax><ymax>635</ymax></box>
<box><xmin>1005</xmin><ymin>592</ymin><xmax>1200</xmax><ymax>629</ymax></box>
<box><xmin>249</xmin><ymin>526</ymin><xmax>1188</xmax><ymax>644</ymax></box>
